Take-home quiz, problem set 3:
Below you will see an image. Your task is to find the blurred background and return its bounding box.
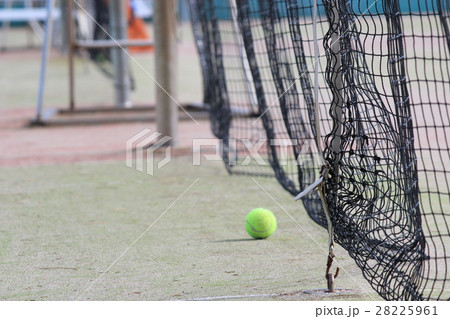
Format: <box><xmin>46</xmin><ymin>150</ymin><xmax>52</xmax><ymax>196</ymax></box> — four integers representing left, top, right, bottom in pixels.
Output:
<box><xmin>0</xmin><ymin>0</ymin><xmax>202</xmax><ymax>111</ymax></box>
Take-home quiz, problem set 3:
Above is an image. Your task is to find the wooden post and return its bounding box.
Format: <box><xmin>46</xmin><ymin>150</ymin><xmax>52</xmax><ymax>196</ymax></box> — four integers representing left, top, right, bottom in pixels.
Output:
<box><xmin>154</xmin><ymin>0</ymin><xmax>178</xmax><ymax>145</ymax></box>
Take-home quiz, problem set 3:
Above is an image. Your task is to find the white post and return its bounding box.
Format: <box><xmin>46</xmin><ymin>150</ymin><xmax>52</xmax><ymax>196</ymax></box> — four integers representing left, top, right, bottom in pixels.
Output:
<box><xmin>154</xmin><ymin>0</ymin><xmax>178</xmax><ymax>145</ymax></box>
<box><xmin>35</xmin><ymin>0</ymin><xmax>56</xmax><ymax>122</ymax></box>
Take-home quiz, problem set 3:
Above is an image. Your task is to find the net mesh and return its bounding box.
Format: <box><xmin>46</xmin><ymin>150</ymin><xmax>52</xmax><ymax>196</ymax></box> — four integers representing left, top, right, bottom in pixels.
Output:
<box><xmin>189</xmin><ymin>0</ymin><xmax>450</xmax><ymax>300</ymax></box>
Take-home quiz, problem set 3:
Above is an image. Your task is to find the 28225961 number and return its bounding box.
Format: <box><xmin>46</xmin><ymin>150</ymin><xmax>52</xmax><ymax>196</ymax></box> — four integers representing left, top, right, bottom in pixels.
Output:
<box><xmin>375</xmin><ymin>306</ymin><xmax>438</xmax><ymax>316</ymax></box>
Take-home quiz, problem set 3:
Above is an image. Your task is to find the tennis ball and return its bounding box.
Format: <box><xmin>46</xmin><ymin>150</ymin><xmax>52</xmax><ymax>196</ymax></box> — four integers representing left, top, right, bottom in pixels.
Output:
<box><xmin>245</xmin><ymin>208</ymin><xmax>277</xmax><ymax>239</ymax></box>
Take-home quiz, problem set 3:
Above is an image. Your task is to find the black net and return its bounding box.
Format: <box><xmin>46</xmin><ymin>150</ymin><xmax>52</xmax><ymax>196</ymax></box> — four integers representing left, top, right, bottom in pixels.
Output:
<box><xmin>189</xmin><ymin>0</ymin><xmax>331</xmax><ymax>227</ymax></box>
<box><xmin>321</xmin><ymin>0</ymin><xmax>450</xmax><ymax>300</ymax></box>
<box><xmin>189</xmin><ymin>0</ymin><xmax>450</xmax><ymax>300</ymax></box>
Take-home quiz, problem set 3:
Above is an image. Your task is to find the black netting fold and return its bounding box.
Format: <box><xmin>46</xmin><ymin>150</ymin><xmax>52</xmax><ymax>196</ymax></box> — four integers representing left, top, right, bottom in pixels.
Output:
<box><xmin>189</xmin><ymin>0</ymin><xmax>450</xmax><ymax>301</ymax></box>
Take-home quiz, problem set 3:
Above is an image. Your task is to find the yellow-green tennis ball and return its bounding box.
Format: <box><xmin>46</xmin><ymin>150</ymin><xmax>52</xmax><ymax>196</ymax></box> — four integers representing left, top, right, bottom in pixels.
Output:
<box><xmin>245</xmin><ymin>208</ymin><xmax>277</xmax><ymax>239</ymax></box>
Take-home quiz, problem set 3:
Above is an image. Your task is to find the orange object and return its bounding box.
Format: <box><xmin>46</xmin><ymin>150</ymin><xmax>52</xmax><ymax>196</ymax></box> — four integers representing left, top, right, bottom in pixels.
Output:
<box><xmin>127</xmin><ymin>1</ymin><xmax>153</xmax><ymax>53</ymax></box>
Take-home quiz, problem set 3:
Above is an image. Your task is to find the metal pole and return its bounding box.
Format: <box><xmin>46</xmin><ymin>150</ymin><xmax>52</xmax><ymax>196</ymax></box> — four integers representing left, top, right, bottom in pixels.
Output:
<box><xmin>109</xmin><ymin>0</ymin><xmax>132</xmax><ymax>108</ymax></box>
<box><xmin>35</xmin><ymin>0</ymin><xmax>56</xmax><ymax>122</ymax></box>
<box><xmin>68</xmin><ymin>0</ymin><xmax>75</xmax><ymax>111</ymax></box>
<box><xmin>154</xmin><ymin>0</ymin><xmax>178</xmax><ymax>145</ymax></box>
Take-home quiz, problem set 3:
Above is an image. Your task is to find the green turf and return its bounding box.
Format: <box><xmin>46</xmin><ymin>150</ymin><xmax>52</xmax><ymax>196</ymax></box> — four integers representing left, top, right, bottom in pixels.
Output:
<box><xmin>0</xmin><ymin>158</ymin><xmax>381</xmax><ymax>300</ymax></box>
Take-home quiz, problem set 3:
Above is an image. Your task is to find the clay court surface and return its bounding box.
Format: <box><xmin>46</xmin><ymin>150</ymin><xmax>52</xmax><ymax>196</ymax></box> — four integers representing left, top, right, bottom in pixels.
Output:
<box><xmin>0</xmin><ymin>107</ymin><xmax>214</xmax><ymax>167</ymax></box>
<box><xmin>0</xmin><ymin>28</ymin><xmax>380</xmax><ymax>301</ymax></box>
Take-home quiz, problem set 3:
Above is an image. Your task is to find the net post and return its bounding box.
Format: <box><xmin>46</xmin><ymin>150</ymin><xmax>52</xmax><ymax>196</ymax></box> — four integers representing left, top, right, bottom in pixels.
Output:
<box><xmin>154</xmin><ymin>0</ymin><xmax>179</xmax><ymax>146</ymax></box>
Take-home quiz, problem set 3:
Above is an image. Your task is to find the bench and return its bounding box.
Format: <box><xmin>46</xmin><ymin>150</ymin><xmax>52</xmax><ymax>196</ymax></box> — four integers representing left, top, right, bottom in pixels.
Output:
<box><xmin>0</xmin><ymin>7</ymin><xmax>61</xmax><ymax>50</ymax></box>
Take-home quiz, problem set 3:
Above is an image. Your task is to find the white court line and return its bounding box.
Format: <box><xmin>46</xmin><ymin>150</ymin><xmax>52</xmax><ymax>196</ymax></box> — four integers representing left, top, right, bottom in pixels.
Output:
<box><xmin>184</xmin><ymin>293</ymin><xmax>278</xmax><ymax>301</ymax></box>
<box><xmin>185</xmin><ymin>289</ymin><xmax>357</xmax><ymax>301</ymax></box>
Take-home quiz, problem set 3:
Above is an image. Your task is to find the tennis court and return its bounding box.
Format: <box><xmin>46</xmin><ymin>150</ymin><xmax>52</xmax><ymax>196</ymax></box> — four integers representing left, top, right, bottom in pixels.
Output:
<box><xmin>0</xmin><ymin>0</ymin><xmax>448</xmax><ymax>302</ymax></box>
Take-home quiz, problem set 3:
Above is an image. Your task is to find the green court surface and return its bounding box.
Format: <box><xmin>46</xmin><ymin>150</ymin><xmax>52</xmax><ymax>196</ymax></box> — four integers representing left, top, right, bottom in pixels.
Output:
<box><xmin>0</xmin><ymin>157</ymin><xmax>381</xmax><ymax>300</ymax></box>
